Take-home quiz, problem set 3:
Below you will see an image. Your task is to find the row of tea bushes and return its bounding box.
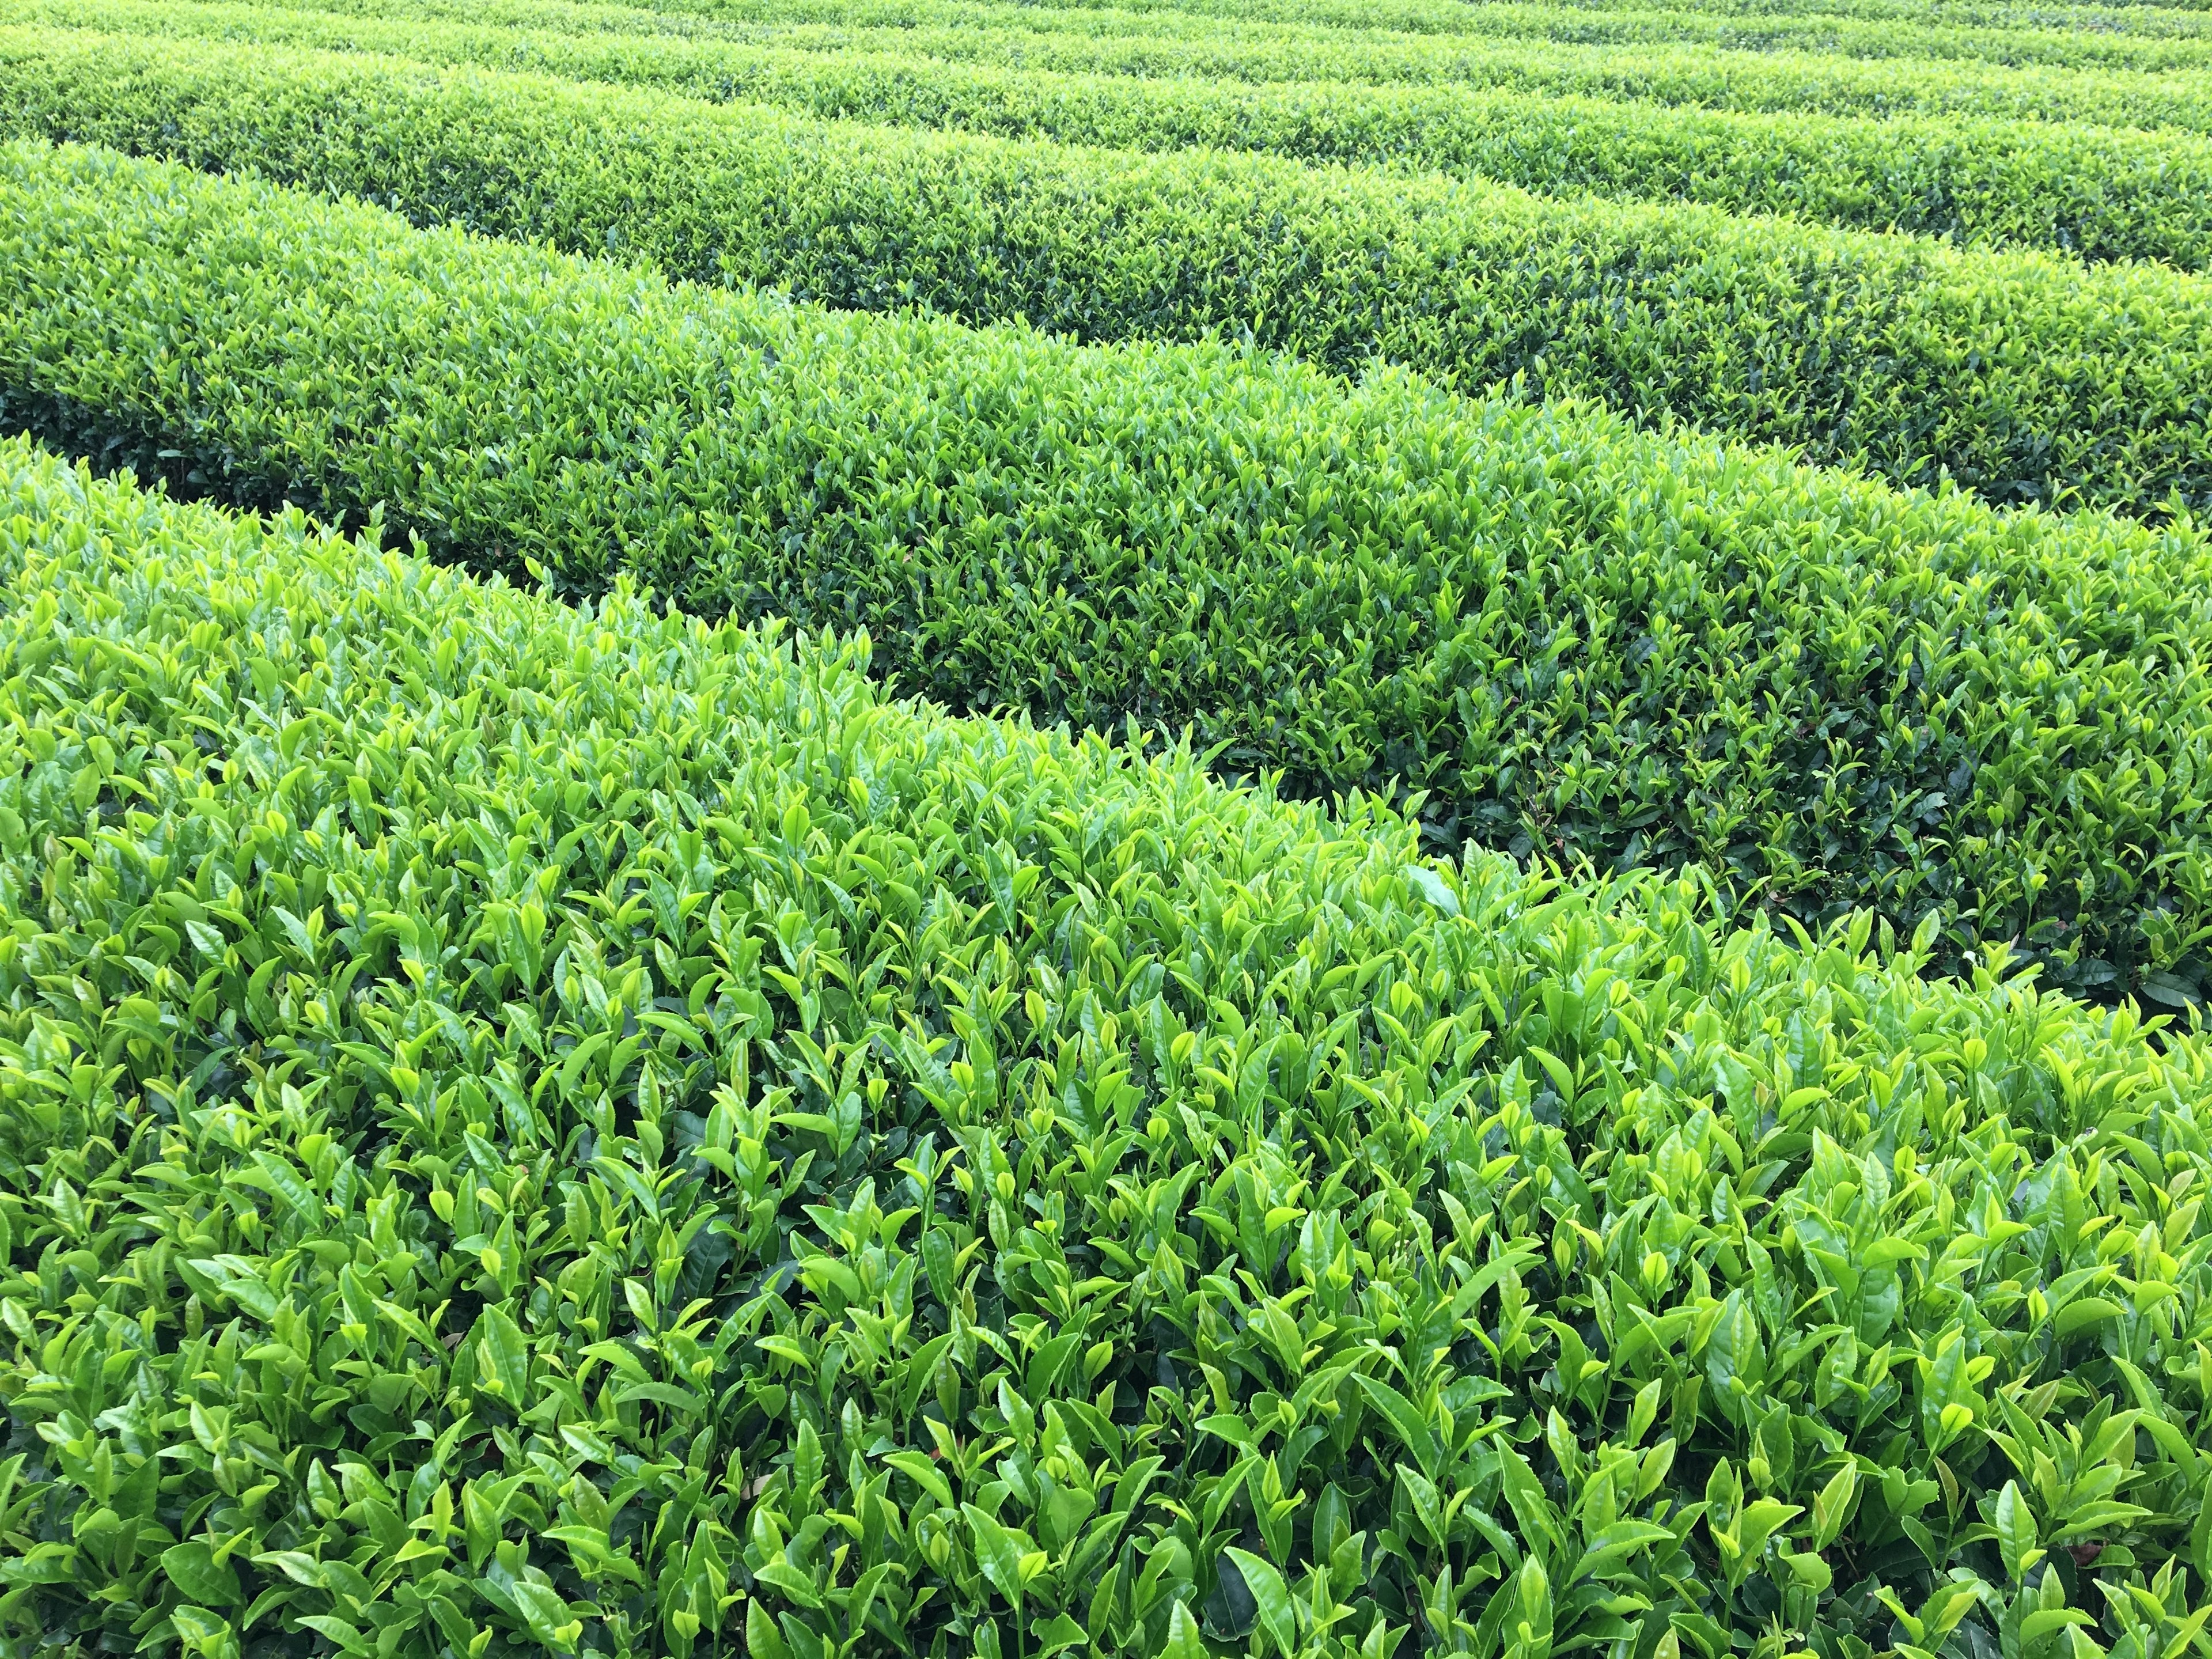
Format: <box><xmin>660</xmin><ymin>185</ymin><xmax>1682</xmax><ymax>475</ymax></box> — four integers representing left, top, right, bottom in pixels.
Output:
<box><xmin>25</xmin><ymin>0</ymin><xmax>2212</xmax><ymax>132</ymax></box>
<box><xmin>39</xmin><ymin>0</ymin><xmax>2212</xmax><ymax>268</ymax></box>
<box><xmin>471</xmin><ymin>0</ymin><xmax>2212</xmax><ymax>74</ymax></box>
<box><xmin>676</xmin><ymin>0</ymin><xmax>2212</xmax><ymax>37</ymax></box>
<box><xmin>2</xmin><ymin>431</ymin><xmax>2208</xmax><ymax>1656</ymax></box>
<box><xmin>4</xmin><ymin>141</ymin><xmax>2211</xmax><ymax>998</ymax></box>
<box><xmin>7</xmin><ymin>35</ymin><xmax>2212</xmax><ymax>519</ymax></box>
<box><xmin>895</xmin><ymin>0</ymin><xmax>2212</xmax><ymax>43</ymax></box>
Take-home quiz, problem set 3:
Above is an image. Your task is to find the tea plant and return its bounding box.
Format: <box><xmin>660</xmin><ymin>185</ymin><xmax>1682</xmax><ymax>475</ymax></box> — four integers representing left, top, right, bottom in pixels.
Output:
<box><xmin>7</xmin><ymin>36</ymin><xmax>2212</xmax><ymax>516</ymax></box>
<box><xmin>817</xmin><ymin>0</ymin><xmax>2212</xmax><ymax>72</ymax></box>
<box><xmin>2</xmin><ymin>435</ymin><xmax>2210</xmax><ymax>1658</ymax></box>
<box><xmin>26</xmin><ymin>0</ymin><xmax>2212</xmax><ymax>269</ymax></box>
<box><xmin>88</xmin><ymin>0</ymin><xmax>2212</xmax><ymax>131</ymax></box>
<box><xmin>5</xmin><ymin>141</ymin><xmax>2212</xmax><ymax>998</ymax></box>
<box><xmin>211</xmin><ymin>0</ymin><xmax>2212</xmax><ymax>76</ymax></box>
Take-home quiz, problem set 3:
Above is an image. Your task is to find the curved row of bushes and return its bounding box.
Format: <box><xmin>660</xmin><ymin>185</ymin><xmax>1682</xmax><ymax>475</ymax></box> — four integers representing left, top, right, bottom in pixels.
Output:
<box><xmin>44</xmin><ymin>0</ymin><xmax>2212</xmax><ymax>268</ymax></box>
<box><xmin>10</xmin><ymin>33</ymin><xmax>2212</xmax><ymax>521</ymax></box>
<box><xmin>894</xmin><ymin>0</ymin><xmax>2212</xmax><ymax>36</ymax></box>
<box><xmin>78</xmin><ymin>0</ymin><xmax>2212</xmax><ymax>132</ymax></box>
<box><xmin>603</xmin><ymin>0</ymin><xmax>2212</xmax><ymax>73</ymax></box>
<box><xmin>5</xmin><ymin>140</ymin><xmax>2211</xmax><ymax>999</ymax></box>
<box><xmin>740</xmin><ymin>0</ymin><xmax>2212</xmax><ymax>37</ymax></box>
<box><xmin>4</xmin><ymin>427</ymin><xmax>2209</xmax><ymax>1656</ymax></box>
<box><xmin>1529</xmin><ymin>0</ymin><xmax>2212</xmax><ymax>18</ymax></box>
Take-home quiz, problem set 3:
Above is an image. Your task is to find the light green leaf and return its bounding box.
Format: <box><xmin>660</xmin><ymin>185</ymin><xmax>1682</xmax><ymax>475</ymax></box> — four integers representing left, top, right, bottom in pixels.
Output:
<box><xmin>161</xmin><ymin>1541</ymin><xmax>241</xmax><ymax>1608</ymax></box>
<box><xmin>1226</xmin><ymin>1547</ymin><xmax>1297</xmax><ymax>1658</ymax></box>
<box><xmin>476</xmin><ymin>1303</ymin><xmax>531</xmax><ymax>1403</ymax></box>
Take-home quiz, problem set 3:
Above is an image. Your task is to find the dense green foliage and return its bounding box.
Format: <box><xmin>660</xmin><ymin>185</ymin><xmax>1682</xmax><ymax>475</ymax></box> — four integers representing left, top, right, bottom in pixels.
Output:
<box><xmin>611</xmin><ymin>0</ymin><xmax>2212</xmax><ymax>42</ymax></box>
<box><xmin>6</xmin><ymin>140</ymin><xmax>2212</xmax><ymax>1001</ymax></box>
<box><xmin>9</xmin><ymin>44</ymin><xmax>2212</xmax><ymax>522</ymax></box>
<box><xmin>789</xmin><ymin>0</ymin><xmax>2212</xmax><ymax>47</ymax></box>
<box><xmin>10</xmin><ymin>0</ymin><xmax>2212</xmax><ymax>1647</ymax></box>
<box><xmin>44</xmin><ymin>0</ymin><xmax>2212</xmax><ymax>134</ymax></box>
<box><xmin>291</xmin><ymin>0</ymin><xmax>2212</xmax><ymax>75</ymax></box>
<box><xmin>33</xmin><ymin>0</ymin><xmax>2212</xmax><ymax>268</ymax></box>
<box><xmin>1501</xmin><ymin>0</ymin><xmax>2212</xmax><ymax>18</ymax></box>
<box><xmin>438</xmin><ymin>0</ymin><xmax>2212</xmax><ymax>74</ymax></box>
<box><xmin>5</xmin><ymin>431</ymin><xmax>2212</xmax><ymax>1659</ymax></box>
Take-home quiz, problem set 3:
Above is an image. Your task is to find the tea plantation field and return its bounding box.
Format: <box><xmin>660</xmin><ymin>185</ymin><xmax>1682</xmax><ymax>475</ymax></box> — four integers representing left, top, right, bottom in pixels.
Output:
<box><xmin>1</xmin><ymin>1</ymin><xmax>2210</xmax><ymax>1657</ymax></box>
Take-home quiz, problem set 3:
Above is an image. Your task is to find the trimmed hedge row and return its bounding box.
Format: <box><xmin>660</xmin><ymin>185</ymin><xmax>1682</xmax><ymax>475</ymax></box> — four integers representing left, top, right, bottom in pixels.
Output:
<box><xmin>3</xmin><ymin>429</ymin><xmax>2210</xmax><ymax>1657</ymax></box>
<box><xmin>1482</xmin><ymin>0</ymin><xmax>2212</xmax><ymax>16</ymax></box>
<box><xmin>900</xmin><ymin>0</ymin><xmax>2212</xmax><ymax>31</ymax></box>
<box><xmin>824</xmin><ymin>0</ymin><xmax>2212</xmax><ymax>37</ymax></box>
<box><xmin>9</xmin><ymin>37</ymin><xmax>2212</xmax><ymax>523</ymax></box>
<box><xmin>614</xmin><ymin>0</ymin><xmax>2212</xmax><ymax>37</ymax></box>
<box><xmin>37</xmin><ymin>0</ymin><xmax>2212</xmax><ymax>268</ymax></box>
<box><xmin>6</xmin><ymin>141</ymin><xmax>2212</xmax><ymax>1001</ymax></box>
<box><xmin>59</xmin><ymin>0</ymin><xmax>2212</xmax><ymax>134</ymax></box>
<box><xmin>1070</xmin><ymin>0</ymin><xmax>2212</xmax><ymax>70</ymax></box>
<box><xmin>510</xmin><ymin>0</ymin><xmax>2212</xmax><ymax>73</ymax></box>
<box><xmin>1575</xmin><ymin>0</ymin><xmax>2212</xmax><ymax>14</ymax></box>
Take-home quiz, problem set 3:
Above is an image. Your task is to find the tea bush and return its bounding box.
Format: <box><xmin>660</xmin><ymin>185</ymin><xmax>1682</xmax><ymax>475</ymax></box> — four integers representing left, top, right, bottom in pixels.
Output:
<box><xmin>859</xmin><ymin>0</ymin><xmax>2212</xmax><ymax>63</ymax></box>
<box><xmin>363</xmin><ymin>0</ymin><xmax>2212</xmax><ymax>75</ymax></box>
<box><xmin>32</xmin><ymin>0</ymin><xmax>2212</xmax><ymax>268</ymax></box>
<box><xmin>7</xmin><ymin>40</ymin><xmax>2212</xmax><ymax>518</ymax></box>
<box><xmin>5</xmin><ymin>141</ymin><xmax>2212</xmax><ymax>999</ymax></box>
<box><xmin>522</xmin><ymin>0</ymin><xmax>2212</xmax><ymax>74</ymax></box>
<box><xmin>114</xmin><ymin>0</ymin><xmax>2212</xmax><ymax>130</ymax></box>
<box><xmin>3</xmin><ymin>431</ymin><xmax>2210</xmax><ymax>1659</ymax></box>
<box><xmin>625</xmin><ymin>0</ymin><xmax>2212</xmax><ymax>45</ymax></box>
